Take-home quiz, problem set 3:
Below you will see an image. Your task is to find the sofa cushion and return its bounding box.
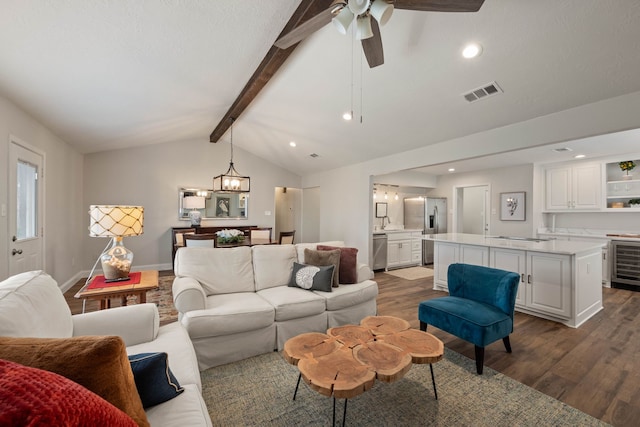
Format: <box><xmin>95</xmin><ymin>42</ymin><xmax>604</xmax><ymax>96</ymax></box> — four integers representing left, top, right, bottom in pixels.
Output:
<box><xmin>304</xmin><ymin>248</ymin><xmax>340</xmax><ymax>287</ymax></box>
<box><xmin>258</xmin><ymin>286</ymin><xmax>327</xmax><ymax>321</ymax></box>
<box><xmin>0</xmin><ymin>335</ymin><xmax>149</xmax><ymax>427</ymax></box>
<box><xmin>181</xmin><ymin>292</ymin><xmax>275</xmax><ymax>339</ymax></box>
<box><xmin>295</xmin><ymin>241</ymin><xmax>345</xmax><ymax>264</ymax></box>
<box><xmin>174</xmin><ymin>247</ymin><xmax>255</xmax><ymax>295</ymax></box>
<box><xmin>145</xmin><ymin>384</ymin><xmax>211</xmax><ymax>427</ymax></box>
<box><xmin>317</xmin><ymin>245</ymin><xmax>359</xmax><ymax>284</ymax></box>
<box><xmin>252</xmin><ymin>245</ymin><xmax>297</xmax><ymax>291</ymax></box>
<box><xmin>126</xmin><ymin>322</ymin><xmax>201</xmax><ymax>393</ymax></box>
<box><xmin>0</xmin><ymin>359</ymin><xmax>137</xmax><ymax>427</ymax></box>
<box><xmin>313</xmin><ymin>280</ymin><xmax>379</xmax><ymax>311</ymax></box>
<box><xmin>128</xmin><ymin>352</ymin><xmax>184</xmax><ymax>408</ymax></box>
<box><xmin>0</xmin><ymin>270</ymin><xmax>73</xmax><ymax>338</ymax></box>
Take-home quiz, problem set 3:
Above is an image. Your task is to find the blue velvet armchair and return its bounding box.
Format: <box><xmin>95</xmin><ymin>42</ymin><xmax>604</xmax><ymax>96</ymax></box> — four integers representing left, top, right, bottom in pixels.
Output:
<box><xmin>418</xmin><ymin>263</ymin><xmax>520</xmax><ymax>374</ymax></box>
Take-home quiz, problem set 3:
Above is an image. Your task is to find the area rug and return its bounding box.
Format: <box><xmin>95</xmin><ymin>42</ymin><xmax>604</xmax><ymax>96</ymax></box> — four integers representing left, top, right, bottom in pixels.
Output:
<box><xmin>145</xmin><ymin>274</ymin><xmax>178</xmax><ymax>325</ymax></box>
<box><xmin>385</xmin><ymin>266</ymin><xmax>434</xmax><ymax>280</ymax></box>
<box><xmin>201</xmin><ymin>349</ymin><xmax>608</xmax><ymax>427</ymax></box>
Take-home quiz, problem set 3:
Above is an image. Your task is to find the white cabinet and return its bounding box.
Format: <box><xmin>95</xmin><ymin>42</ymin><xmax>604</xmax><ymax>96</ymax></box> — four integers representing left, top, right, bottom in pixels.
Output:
<box><xmin>386</xmin><ymin>231</ymin><xmax>421</xmax><ymax>269</ymax></box>
<box><xmin>491</xmin><ymin>248</ymin><xmax>571</xmax><ymax>319</ymax></box>
<box><xmin>545</xmin><ymin>163</ymin><xmax>601</xmax><ymax>211</ymax></box>
<box><xmin>433</xmin><ymin>243</ymin><xmax>489</xmax><ymax>290</ymax></box>
<box><xmin>432</xmin><ymin>236</ymin><xmax>603</xmax><ymax>328</ymax></box>
<box><xmin>538</xmin><ymin>233</ymin><xmax>609</xmax><ymax>286</ymax></box>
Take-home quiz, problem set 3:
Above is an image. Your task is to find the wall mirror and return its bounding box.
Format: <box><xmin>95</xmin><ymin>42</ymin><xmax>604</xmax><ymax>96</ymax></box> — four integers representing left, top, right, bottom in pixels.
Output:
<box><xmin>179</xmin><ymin>188</ymin><xmax>248</xmax><ymax>220</ymax></box>
<box><xmin>375</xmin><ymin>202</ymin><xmax>388</xmax><ymax>218</ymax></box>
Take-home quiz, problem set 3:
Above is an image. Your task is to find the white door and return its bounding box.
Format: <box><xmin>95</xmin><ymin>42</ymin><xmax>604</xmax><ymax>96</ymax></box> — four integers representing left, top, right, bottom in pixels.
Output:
<box><xmin>8</xmin><ymin>140</ymin><xmax>44</xmax><ymax>276</ymax></box>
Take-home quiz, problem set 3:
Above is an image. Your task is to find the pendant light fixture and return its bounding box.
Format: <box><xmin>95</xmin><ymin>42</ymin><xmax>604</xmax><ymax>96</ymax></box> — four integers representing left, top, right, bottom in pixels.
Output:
<box><xmin>213</xmin><ymin>118</ymin><xmax>250</xmax><ymax>193</ymax></box>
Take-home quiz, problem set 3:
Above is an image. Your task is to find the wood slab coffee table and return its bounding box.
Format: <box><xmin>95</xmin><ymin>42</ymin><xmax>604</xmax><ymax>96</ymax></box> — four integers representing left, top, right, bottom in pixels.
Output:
<box><xmin>283</xmin><ymin>316</ymin><xmax>444</xmax><ymax>426</ymax></box>
<box><xmin>75</xmin><ymin>270</ymin><xmax>159</xmax><ymax>310</ymax></box>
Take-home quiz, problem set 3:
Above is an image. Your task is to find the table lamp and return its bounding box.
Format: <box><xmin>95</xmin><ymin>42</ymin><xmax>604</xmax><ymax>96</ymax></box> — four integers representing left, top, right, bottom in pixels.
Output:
<box><xmin>89</xmin><ymin>205</ymin><xmax>144</xmax><ymax>282</ymax></box>
<box><xmin>183</xmin><ymin>196</ymin><xmax>205</xmax><ymax>226</ymax></box>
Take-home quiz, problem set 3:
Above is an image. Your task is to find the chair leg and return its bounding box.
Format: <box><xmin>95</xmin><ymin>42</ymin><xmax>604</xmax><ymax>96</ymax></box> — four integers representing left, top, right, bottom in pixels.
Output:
<box><xmin>503</xmin><ymin>336</ymin><xmax>512</xmax><ymax>353</ymax></box>
<box><xmin>419</xmin><ymin>321</ymin><xmax>428</xmax><ymax>332</ymax></box>
<box><xmin>474</xmin><ymin>346</ymin><xmax>484</xmax><ymax>375</ymax></box>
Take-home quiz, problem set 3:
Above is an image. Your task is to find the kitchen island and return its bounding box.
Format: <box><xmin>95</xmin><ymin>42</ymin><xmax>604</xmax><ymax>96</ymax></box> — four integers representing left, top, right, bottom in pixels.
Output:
<box><xmin>425</xmin><ymin>233</ymin><xmax>605</xmax><ymax>328</ymax></box>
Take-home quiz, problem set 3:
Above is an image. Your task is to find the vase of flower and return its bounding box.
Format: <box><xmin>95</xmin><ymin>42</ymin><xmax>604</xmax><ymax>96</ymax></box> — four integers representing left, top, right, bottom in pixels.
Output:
<box><xmin>619</xmin><ymin>160</ymin><xmax>636</xmax><ymax>180</ymax></box>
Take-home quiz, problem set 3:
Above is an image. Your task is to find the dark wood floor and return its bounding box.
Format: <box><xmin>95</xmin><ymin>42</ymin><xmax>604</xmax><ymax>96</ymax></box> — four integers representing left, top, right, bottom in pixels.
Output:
<box><xmin>65</xmin><ymin>270</ymin><xmax>639</xmax><ymax>426</ymax></box>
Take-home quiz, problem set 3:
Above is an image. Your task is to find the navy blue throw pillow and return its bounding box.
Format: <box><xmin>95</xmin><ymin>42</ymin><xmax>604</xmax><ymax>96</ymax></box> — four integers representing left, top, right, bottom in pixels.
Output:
<box><xmin>128</xmin><ymin>352</ymin><xmax>184</xmax><ymax>408</ymax></box>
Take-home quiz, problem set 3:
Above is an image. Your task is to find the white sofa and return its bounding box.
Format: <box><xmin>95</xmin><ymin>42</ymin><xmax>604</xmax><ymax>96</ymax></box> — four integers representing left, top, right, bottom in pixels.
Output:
<box><xmin>0</xmin><ymin>270</ymin><xmax>212</xmax><ymax>427</ymax></box>
<box><xmin>172</xmin><ymin>241</ymin><xmax>378</xmax><ymax>370</ymax></box>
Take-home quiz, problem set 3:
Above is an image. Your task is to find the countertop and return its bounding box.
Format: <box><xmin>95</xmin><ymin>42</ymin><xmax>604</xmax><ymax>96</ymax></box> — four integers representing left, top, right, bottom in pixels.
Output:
<box><xmin>425</xmin><ymin>233</ymin><xmax>606</xmax><ymax>255</ymax></box>
<box><xmin>372</xmin><ymin>229</ymin><xmax>423</xmax><ymax>235</ymax></box>
<box><xmin>538</xmin><ymin>229</ymin><xmax>640</xmax><ymax>242</ymax></box>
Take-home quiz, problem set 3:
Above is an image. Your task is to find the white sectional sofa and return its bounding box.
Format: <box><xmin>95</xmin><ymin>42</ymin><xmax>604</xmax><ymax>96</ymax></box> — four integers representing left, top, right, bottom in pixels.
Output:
<box><xmin>172</xmin><ymin>241</ymin><xmax>378</xmax><ymax>370</ymax></box>
<box><xmin>0</xmin><ymin>270</ymin><xmax>212</xmax><ymax>427</ymax></box>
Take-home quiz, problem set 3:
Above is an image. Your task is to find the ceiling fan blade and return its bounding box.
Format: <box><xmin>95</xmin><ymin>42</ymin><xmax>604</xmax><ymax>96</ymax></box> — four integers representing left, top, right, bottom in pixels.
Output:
<box><xmin>393</xmin><ymin>0</ymin><xmax>485</xmax><ymax>12</ymax></box>
<box><xmin>274</xmin><ymin>5</ymin><xmax>336</xmax><ymax>49</ymax></box>
<box><xmin>361</xmin><ymin>19</ymin><xmax>384</xmax><ymax>68</ymax></box>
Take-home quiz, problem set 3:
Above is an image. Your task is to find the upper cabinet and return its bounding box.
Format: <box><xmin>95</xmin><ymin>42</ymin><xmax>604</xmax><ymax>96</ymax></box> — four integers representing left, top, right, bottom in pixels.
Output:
<box><xmin>545</xmin><ymin>163</ymin><xmax>602</xmax><ymax>211</ymax></box>
<box><xmin>605</xmin><ymin>159</ymin><xmax>640</xmax><ymax>210</ymax></box>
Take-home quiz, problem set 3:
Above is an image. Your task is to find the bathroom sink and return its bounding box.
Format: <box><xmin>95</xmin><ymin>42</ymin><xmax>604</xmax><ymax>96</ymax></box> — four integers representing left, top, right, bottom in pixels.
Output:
<box><xmin>492</xmin><ymin>236</ymin><xmax>551</xmax><ymax>242</ymax></box>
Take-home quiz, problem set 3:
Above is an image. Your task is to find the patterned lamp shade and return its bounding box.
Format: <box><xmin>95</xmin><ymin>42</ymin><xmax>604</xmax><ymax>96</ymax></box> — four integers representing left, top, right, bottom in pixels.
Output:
<box><xmin>89</xmin><ymin>205</ymin><xmax>144</xmax><ymax>237</ymax></box>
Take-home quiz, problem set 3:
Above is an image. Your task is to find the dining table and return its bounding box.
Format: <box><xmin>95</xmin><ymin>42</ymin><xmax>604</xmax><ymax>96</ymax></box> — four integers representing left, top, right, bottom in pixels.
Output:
<box><xmin>215</xmin><ymin>237</ymin><xmax>277</xmax><ymax>248</ymax></box>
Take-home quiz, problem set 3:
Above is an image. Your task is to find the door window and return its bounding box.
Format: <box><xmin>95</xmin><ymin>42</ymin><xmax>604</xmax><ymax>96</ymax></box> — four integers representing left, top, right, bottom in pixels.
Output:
<box><xmin>16</xmin><ymin>160</ymin><xmax>38</xmax><ymax>240</ymax></box>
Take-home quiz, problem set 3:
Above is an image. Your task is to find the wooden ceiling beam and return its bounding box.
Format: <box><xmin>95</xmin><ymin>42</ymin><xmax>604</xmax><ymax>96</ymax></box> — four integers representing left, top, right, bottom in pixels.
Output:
<box><xmin>209</xmin><ymin>0</ymin><xmax>335</xmax><ymax>143</ymax></box>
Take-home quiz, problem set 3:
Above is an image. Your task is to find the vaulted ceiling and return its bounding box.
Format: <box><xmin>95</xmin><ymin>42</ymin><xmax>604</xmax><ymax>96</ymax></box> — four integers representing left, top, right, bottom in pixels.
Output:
<box><xmin>2</xmin><ymin>0</ymin><xmax>640</xmax><ymax>176</ymax></box>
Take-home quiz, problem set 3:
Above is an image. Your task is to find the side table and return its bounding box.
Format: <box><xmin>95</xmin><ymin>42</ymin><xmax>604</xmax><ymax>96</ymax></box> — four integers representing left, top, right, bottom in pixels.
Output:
<box><xmin>75</xmin><ymin>270</ymin><xmax>159</xmax><ymax>311</ymax></box>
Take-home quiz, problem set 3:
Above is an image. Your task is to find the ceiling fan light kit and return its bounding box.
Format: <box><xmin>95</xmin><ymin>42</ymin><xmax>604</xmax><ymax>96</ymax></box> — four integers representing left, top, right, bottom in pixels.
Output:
<box><xmin>333</xmin><ymin>4</ymin><xmax>355</xmax><ymax>34</ymax></box>
<box><xmin>369</xmin><ymin>0</ymin><xmax>394</xmax><ymax>25</ymax></box>
<box><xmin>356</xmin><ymin>15</ymin><xmax>374</xmax><ymax>40</ymax></box>
<box><xmin>348</xmin><ymin>0</ymin><xmax>371</xmax><ymax>16</ymax></box>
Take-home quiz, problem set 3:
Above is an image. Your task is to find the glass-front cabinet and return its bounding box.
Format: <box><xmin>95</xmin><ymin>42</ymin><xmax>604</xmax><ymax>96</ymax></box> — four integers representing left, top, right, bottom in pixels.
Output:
<box><xmin>605</xmin><ymin>159</ymin><xmax>640</xmax><ymax>210</ymax></box>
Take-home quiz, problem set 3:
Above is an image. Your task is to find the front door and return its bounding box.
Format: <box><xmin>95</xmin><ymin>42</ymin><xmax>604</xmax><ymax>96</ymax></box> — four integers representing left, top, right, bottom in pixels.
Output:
<box><xmin>8</xmin><ymin>139</ymin><xmax>44</xmax><ymax>276</ymax></box>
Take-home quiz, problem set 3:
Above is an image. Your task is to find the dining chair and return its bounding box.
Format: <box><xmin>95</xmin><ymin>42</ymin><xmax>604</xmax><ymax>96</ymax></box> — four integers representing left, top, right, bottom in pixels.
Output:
<box><xmin>278</xmin><ymin>230</ymin><xmax>295</xmax><ymax>244</ymax></box>
<box><xmin>250</xmin><ymin>227</ymin><xmax>272</xmax><ymax>240</ymax></box>
<box><xmin>184</xmin><ymin>233</ymin><xmax>217</xmax><ymax>248</ymax></box>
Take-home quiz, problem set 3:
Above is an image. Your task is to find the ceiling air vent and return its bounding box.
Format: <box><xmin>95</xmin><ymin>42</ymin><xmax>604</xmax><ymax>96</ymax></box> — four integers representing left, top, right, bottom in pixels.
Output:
<box><xmin>309</xmin><ymin>153</ymin><xmax>319</xmax><ymax>158</ymax></box>
<box><xmin>463</xmin><ymin>81</ymin><xmax>502</xmax><ymax>103</ymax></box>
<box><xmin>552</xmin><ymin>147</ymin><xmax>573</xmax><ymax>153</ymax></box>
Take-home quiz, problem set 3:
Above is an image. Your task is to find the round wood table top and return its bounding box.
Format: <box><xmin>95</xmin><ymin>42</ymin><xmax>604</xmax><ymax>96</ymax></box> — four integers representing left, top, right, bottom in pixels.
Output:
<box><xmin>282</xmin><ymin>316</ymin><xmax>444</xmax><ymax>400</ymax></box>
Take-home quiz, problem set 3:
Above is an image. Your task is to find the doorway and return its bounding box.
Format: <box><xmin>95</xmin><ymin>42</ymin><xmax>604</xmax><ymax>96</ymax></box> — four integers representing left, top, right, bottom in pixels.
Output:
<box><xmin>453</xmin><ymin>184</ymin><xmax>490</xmax><ymax>235</ymax></box>
<box><xmin>8</xmin><ymin>138</ymin><xmax>45</xmax><ymax>276</ymax></box>
<box><xmin>274</xmin><ymin>187</ymin><xmax>302</xmax><ymax>243</ymax></box>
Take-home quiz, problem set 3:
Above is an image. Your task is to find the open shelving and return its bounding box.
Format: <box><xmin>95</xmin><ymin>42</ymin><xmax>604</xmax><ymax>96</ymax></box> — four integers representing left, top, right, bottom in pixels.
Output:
<box><xmin>605</xmin><ymin>159</ymin><xmax>640</xmax><ymax>210</ymax></box>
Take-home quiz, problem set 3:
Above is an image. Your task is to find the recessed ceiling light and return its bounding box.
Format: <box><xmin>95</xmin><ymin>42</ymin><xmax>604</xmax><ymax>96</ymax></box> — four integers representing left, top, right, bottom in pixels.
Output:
<box><xmin>289</xmin><ymin>141</ymin><xmax>296</xmax><ymax>147</ymax></box>
<box><xmin>448</xmin><ymin>168</ymin><xmax>455</xmax><ymax>172</ymax></box>
<box><xmin>462</xmin><ymin>43</ymin><xmax>482</xmax><ymax>59</ymax></box>
<box><xmin>574</xmin><ymin>154</ymin><xmax>586</xmax><ymax>159</ymax></box>
<box><xmin>343</xmin><ymin>111</ymin><xmax>353</xmax><ymax>121</ymax></box>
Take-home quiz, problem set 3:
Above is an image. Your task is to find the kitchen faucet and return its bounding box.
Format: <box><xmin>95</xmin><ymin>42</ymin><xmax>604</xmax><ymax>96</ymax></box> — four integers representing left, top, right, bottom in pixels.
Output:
<box><xmin>382</xmin><ymin>216</ymin><xmax>390</xmax><ymax>229</ymax></box>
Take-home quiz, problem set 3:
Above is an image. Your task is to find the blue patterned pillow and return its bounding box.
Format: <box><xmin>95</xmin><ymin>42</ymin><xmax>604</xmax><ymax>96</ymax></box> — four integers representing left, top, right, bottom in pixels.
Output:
<box><xmin>128</xmin><ymin>352</ymin><xmax>184</xmax><ymax>408</ymax></box>
<box><xmin>288</xmin><ymin>262</ymin><xmax>334</xmax><ymax>292</ymax></box>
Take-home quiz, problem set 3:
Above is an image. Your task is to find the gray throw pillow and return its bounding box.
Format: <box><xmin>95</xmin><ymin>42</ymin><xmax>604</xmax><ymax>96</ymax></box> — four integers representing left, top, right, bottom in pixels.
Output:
<box><xmin>288</xmin><ymin>262</ymin><xmax>334</xmax><ymax>292</ymax></box>
<box><xmin>304</xmin><ymin>248</ymin><xmax>341</xmax><ymax>287</ymax></box>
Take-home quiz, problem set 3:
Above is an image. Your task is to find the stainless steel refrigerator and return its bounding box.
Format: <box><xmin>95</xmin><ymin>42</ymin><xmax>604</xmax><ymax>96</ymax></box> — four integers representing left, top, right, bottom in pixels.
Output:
<box><xmin>404</xmin><ymin>197</ymin><xmax>447</xmax><ymax>265</ymax></box>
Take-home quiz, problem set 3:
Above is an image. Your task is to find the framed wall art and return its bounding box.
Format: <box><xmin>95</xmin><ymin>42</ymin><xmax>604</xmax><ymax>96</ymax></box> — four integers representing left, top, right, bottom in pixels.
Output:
<box><xmin>500</xmin><ymin>192</ymin><xmax>525</xmax><ymax>221</ymax></box>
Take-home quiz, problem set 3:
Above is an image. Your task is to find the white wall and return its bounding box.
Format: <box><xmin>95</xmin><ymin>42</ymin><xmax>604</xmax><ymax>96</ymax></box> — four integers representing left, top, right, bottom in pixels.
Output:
<box><xmin>302</xmin><ymin>90</ymin><xmax>640</xmax><ymax>265</ymax></box>
<box><xmin>431</xmin><ymin>164</ymin><xmax>534</xmax><ymax>237</ymax></box>
<box><xmin>301</xmin><ymin>187</ymin><xmax>320</xmax><ymax>243</ymax></box>
<box><xmin>83</xmin><ymin>138</ymin><xmax>301</xmax><ymax>270</ymax></box>
<box><xmin>0</xmin><ymin>95</ymin><xmax>84</xmax><ymax>287</ymax></box>
<box><xmin>371</xmin><ymin>185</ymin><xmax>428</xmax><ymax>230</ymax></box>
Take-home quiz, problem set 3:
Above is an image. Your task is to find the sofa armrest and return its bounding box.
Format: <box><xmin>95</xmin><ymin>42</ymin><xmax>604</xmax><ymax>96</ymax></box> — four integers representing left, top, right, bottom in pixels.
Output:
<box><xmin>357</xmin><ymin>263</ymin><xmax>374</xmax><ymax>282</ymax></box>
<box><xmin>173</xmin><ymin>277</ymin><xmax>207</xmax><ymax>314</ymax></box>
<box><xmin>72</xmin><ymin>303</ymin><xmax>159</xmax><ymax>347</ymax></box>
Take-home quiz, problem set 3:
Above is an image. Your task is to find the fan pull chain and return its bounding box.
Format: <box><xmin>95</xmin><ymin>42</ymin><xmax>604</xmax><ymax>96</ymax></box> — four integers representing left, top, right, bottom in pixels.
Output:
<box><xmin>360</xmin><ymin>38</ymin><xmax>364</xmax><ymax>124</ymax></box>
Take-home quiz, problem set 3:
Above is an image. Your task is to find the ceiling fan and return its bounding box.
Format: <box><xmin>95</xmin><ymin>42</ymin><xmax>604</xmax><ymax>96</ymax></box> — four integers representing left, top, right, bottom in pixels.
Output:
<box><xmin>274</xmin><ymin>0</ymin><xmax>485</xmax><ymax>68</ymax></box>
